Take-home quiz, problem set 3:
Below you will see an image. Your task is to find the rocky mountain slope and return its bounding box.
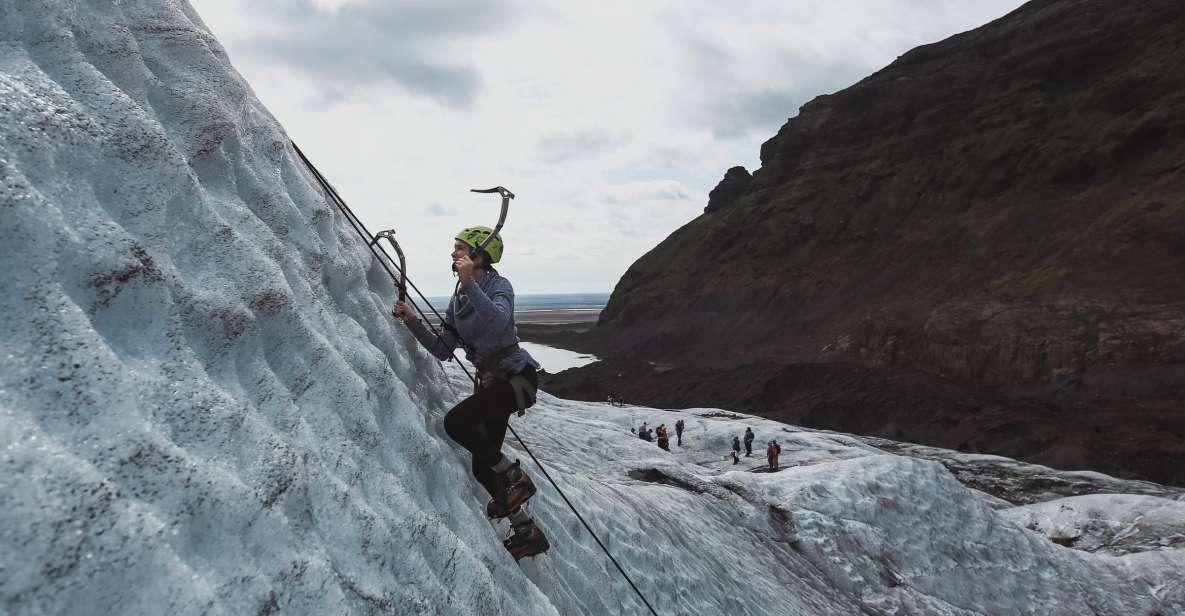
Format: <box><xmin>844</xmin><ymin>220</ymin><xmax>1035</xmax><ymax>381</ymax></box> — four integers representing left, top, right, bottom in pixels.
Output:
<box><xmin>545</xmin><ymin>0</ymin><xmax>1185</xmax><ymax>486</ymax></box>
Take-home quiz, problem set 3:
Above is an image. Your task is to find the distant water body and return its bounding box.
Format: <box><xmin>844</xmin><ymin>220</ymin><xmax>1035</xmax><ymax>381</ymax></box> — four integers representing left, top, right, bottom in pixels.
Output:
<box><xmin>424</xmin><ymin>292</ymin><xmax>610</xmax><ymax>325</ymax></box>
<box><xmin>421</xmin><ymin>293</ymin><xmax>608</xmax><ymax>371</ymax></box>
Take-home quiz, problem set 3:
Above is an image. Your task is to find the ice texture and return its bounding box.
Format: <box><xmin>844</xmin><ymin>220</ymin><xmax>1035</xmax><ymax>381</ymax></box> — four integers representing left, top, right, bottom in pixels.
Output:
<box><xmin>458</xmin><ymin>355</ymin><xmax>1185</xmax><ymax>615</ymax></box>
<box><xmin>1000</xmin><ymin>494</ymin><xmax>1185</xmax><ymax>555</ymax></box>
<box><xmin>1</xmin><ymin>1</ymin><xmax>551</xmax><ymax>613</ymax></box>
<box><xmin>2</xmin><ymin>1</ymin><xmax>1184</xmax><ymax>615</ymax></box>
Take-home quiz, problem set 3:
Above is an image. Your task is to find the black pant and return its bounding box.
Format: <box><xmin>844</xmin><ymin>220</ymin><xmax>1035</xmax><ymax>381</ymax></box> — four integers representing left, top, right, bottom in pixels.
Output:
<box><xmin>745</xmin><ymin>440</ymin><xmax>752</xmax><ymax>456</ymax></box>
<box><xmin>443</xmin><ymin>366</ymin><xmax>538</xmax><ymax>497</ymax></box>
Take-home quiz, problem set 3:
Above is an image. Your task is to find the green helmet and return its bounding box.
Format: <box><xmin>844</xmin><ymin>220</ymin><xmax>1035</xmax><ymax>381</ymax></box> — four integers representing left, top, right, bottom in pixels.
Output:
<box><xmin>456</xmin><ymin>225</ymin><xmax>503</xmax><ymax>263</ymax></box>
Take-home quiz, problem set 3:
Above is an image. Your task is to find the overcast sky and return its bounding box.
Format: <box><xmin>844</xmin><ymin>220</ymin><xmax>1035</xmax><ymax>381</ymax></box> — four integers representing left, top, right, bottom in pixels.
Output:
<box><xmin>193</xmin><ymin>0</ymin><xmax>1026</xmax><ymax>296</ymax></box>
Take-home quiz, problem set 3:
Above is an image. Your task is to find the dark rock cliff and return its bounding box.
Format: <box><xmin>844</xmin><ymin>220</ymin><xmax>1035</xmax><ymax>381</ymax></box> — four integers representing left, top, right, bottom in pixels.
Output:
<box><xmin>704</xmin><ymin>166</ymin><xmax>752</xmax><ymax>214</ymax></box>
<box><xmin>544</xmin><ymin>0</ymin><xmax>1185</xmax><ymax>486</ymax></box>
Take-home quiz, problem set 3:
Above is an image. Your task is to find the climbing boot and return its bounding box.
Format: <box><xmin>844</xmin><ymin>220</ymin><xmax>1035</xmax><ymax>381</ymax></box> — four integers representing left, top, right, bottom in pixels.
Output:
<box><xmin>486</xmin><ymin>499</ymin><xmax>517</xmax><ymax>520</ymax></box>
<box><xmin>504</xmin><ymin>521</ymin><xmax>549</xmax><ymax>561</ymax></box>
<box><xmin>492</xmin><ymin>461</ymin><xmax>536</xmax><ymax>515</ymax></box>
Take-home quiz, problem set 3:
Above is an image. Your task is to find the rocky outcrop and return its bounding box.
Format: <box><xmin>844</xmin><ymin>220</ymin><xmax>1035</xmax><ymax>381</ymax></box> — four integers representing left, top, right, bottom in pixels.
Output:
<box><xmin>554</xmin><ymin>0</ymin><xmax>1185</xmax><ymax>486</ymax></box>
<box><xmin>704</xmin><ymin>166</ymin><xmax>751</xmax><ymax>213</ymax></box>
<box><xmin>595</xmin><ymin>0</ymin><xmax>1185</xmax><ymax>375</ymax></box>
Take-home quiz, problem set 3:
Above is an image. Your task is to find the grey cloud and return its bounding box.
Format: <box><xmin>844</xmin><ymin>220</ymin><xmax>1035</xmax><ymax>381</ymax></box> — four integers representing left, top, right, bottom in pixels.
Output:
<box><xmin>611</xmin><ymin>223</ymin><xmax>646</xmax><ymax>238</ymax></box>
<box><xmin>684</xmin><ymin>37</ymin><xmax>871</xmax><ymax>139</ymax></box>
<box><xmin>236</xmin><ymin>0</ymin><xmax>517</xmax><ymax>108</ymax></box>
<box><xmin>686</xmin><ymin>37</ymin><xmax>731</xmax><ymax>77</ymax></box>
<box><xmin>536</xmin><ymin>129</ymin><xmax>632</xmax><ymax>163</ymax></box>
<box><xmin>426</xmin><ymin>202</ymin><xmax>459</xmax><ymax>216</ymax></box>
<box><xmin>706</xmin><ymin>88</ymin><xmax>805</xmax><ymax>139</ymax></box>
<box><xmin>649</xmin><ymin>185</ymin><xmax>693</xmax><ymax>202</ymax></box>
<box><xmin>648</xmin><ymin>144</ymin><xmax>710</xmax><ymax>169</ymax></box>
<box><xmin>601</xmin><ymin>186</ymin><xmax>692</xmax><ymax>207</ymax></box>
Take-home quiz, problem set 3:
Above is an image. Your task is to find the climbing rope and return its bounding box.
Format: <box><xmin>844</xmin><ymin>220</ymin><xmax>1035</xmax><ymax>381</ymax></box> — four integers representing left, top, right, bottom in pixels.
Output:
<box><xmin>290</xmin><ymin>142</ymin><xmax>462</xmax><ymax>361</ymax></box>
<box><xmin>291</xmin><ymin>142</ymin><xmax>660</xmax><ymax>616</ymax></box>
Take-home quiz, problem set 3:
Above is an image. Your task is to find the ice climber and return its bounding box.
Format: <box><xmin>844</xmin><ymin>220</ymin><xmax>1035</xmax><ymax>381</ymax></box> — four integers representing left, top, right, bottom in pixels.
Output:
<box><xmin>392</xmin><ymin>226</ymin><xmax>549</xmax><ymax>561</ymax></box>
<box><xmin>744</xmin><ymin>427</ymin><xmax>755</xmax><ymax>457</ymax></box>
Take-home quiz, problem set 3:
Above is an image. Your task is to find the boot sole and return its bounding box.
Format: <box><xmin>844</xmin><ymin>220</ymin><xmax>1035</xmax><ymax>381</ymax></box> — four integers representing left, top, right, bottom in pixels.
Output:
<box><xmin>509</xmin><ymin>539</ymin><xmax>550</xmax><ymax>561</ymax></box>
<box><xmin>486</xmin><ymin>479</ymin><xmax>537</xmax><ymax>519</ymax></box>
<box><xmin>502</xmin><ymin>478</ymin><xmax>537</xmax><ymax>512</ymax></box>
<box><xmin>511</xmin><ymin>547</ymin><xmax>549</xmax><ymax>561</ymax></box>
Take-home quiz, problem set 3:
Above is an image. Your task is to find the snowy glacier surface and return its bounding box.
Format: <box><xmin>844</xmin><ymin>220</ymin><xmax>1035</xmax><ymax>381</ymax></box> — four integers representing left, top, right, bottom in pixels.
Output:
<box><xmin>2</xmin><ymin>1</ymin><xmax>1184</xmax><ymax>615</ymax></box>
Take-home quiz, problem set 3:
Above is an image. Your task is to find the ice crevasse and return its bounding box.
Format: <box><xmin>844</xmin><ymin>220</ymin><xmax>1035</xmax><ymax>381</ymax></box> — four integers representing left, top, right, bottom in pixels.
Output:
<box><xmin>1</xmin><ymin>1</ymin><xmax>1184</xmax><ymax>615</ymax></box>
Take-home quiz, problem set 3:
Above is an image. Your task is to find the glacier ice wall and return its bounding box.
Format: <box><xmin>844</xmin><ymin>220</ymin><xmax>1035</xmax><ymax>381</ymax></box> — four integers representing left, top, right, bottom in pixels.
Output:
<box><xmin>0</xmin><ymin>1</ymin><xmax>558</xmax><ymax>614</ymax></box>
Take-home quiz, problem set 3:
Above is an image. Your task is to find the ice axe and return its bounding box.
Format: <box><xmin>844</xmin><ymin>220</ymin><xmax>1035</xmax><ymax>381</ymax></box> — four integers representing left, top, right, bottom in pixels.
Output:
<box><xmin>371</xmin><ymin>229</ymin><xmax>406</xmax><ymax>302</ymax></box>
<box><xmin>468</xmin><ymin>186</ymin><xmax>514</xmax><ymax>259</ymax></box>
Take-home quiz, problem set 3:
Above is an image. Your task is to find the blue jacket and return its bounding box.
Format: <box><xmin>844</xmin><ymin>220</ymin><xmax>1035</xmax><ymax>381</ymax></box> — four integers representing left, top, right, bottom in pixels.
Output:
<box><xmin>406</xmin><ymin>270</ymin><xmax>540</xmax><ymax>376</ymax></box>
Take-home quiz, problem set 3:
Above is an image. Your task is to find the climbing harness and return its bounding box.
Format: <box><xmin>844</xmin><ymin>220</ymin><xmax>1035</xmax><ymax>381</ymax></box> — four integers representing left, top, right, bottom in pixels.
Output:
<box><xmin>291</xmin><ymin>142</ymin><xmax>659</xmax><ymax>616</ymax></box>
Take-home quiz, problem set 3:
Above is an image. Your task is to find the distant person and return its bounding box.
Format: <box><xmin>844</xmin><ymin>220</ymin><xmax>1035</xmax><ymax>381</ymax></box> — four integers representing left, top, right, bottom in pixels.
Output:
<box><xmin>731</xmin><ymin>451</ymin><xmax>740</xmax><ymax>465</ymax></box>
<box><xmin>656</xmin><ymin>424</ymin><xmax>670</xmax><ymax>451</ymax></box>
<box><xmin>743</xmin><ymin>427</ymin><xmax>755</xmax><ymax>457</ymax></box>
<box><xmin>732</xmin><ymin>436</ymin><xmax>741</xmax><ymax>457</ymax></box>
<box><xmin>675</xmin><ymin>419</ymin><xmax>685</xmax><ymax>446</ymax></box>
<box><xmin>639</xmin><ymin>423</ymin><xmax>649</xmax><ymax>440</ymax></box>
<box><xmin>630</xmin><ymin>427</ymin><xmax>636</xmax><ymax>435</ymax></box>
<box><xmin>607</xmin><ymin>393</ymin><xmax>616</xmax><ymax>406</ymax></box>
<box><xmin>767</xmin><ymin>440</ymin><xmax>781</xmax><ymax>471</ymax></box>
<box><xmin>642</xmin><ymin>428</ymin><xmax>654</xmax><ymax>442</ymax></box>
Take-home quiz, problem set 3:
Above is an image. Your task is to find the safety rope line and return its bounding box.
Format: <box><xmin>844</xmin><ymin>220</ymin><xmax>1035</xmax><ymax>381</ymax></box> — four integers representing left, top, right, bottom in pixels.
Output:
<box><xmin>505</xmin><ymin>425</ymin><xmax>659</xmax><ymax>615</ymax></box>
<box><xmin>291</xmin><ymin>142</ymin><xmax>476</xmax><ymax>378</ymax></box>
<box><xmin>291</xmin><ymin>142</ymin><xmax>660</xmax><ymax>616</ymax></box>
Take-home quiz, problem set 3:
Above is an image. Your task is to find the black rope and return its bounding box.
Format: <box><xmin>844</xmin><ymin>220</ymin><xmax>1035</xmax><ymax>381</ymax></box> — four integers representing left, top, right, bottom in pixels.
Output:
<box><xmin>291</xmin><ymin>142</ymin><xmax>478</xmax><ymax>382</ymax></box>
<box><xmin>291</xmin><ymin>141</ymin><xmax>659</xmax><ymax>615</ymax></box>
<box><xmin>506</xmin><ymin>424</ymin><xmax>659</xmax><ymax>616</ymax></box>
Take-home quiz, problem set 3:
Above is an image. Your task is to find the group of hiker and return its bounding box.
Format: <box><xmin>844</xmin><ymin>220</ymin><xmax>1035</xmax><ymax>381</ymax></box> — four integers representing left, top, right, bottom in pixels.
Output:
<box><xmin>731</xmin><ymin>427</ymin><xmax>781</xmax><ymax>471</ymax></box>
<box><xmin>631</xmin><ymin>421</ymin><xmax>782</xmax><ymax>471</ymax></box>
<box><xmin>634</xmin><ymin>419</ymin><xmax>685</xmax><ymax>450</ymax></box>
